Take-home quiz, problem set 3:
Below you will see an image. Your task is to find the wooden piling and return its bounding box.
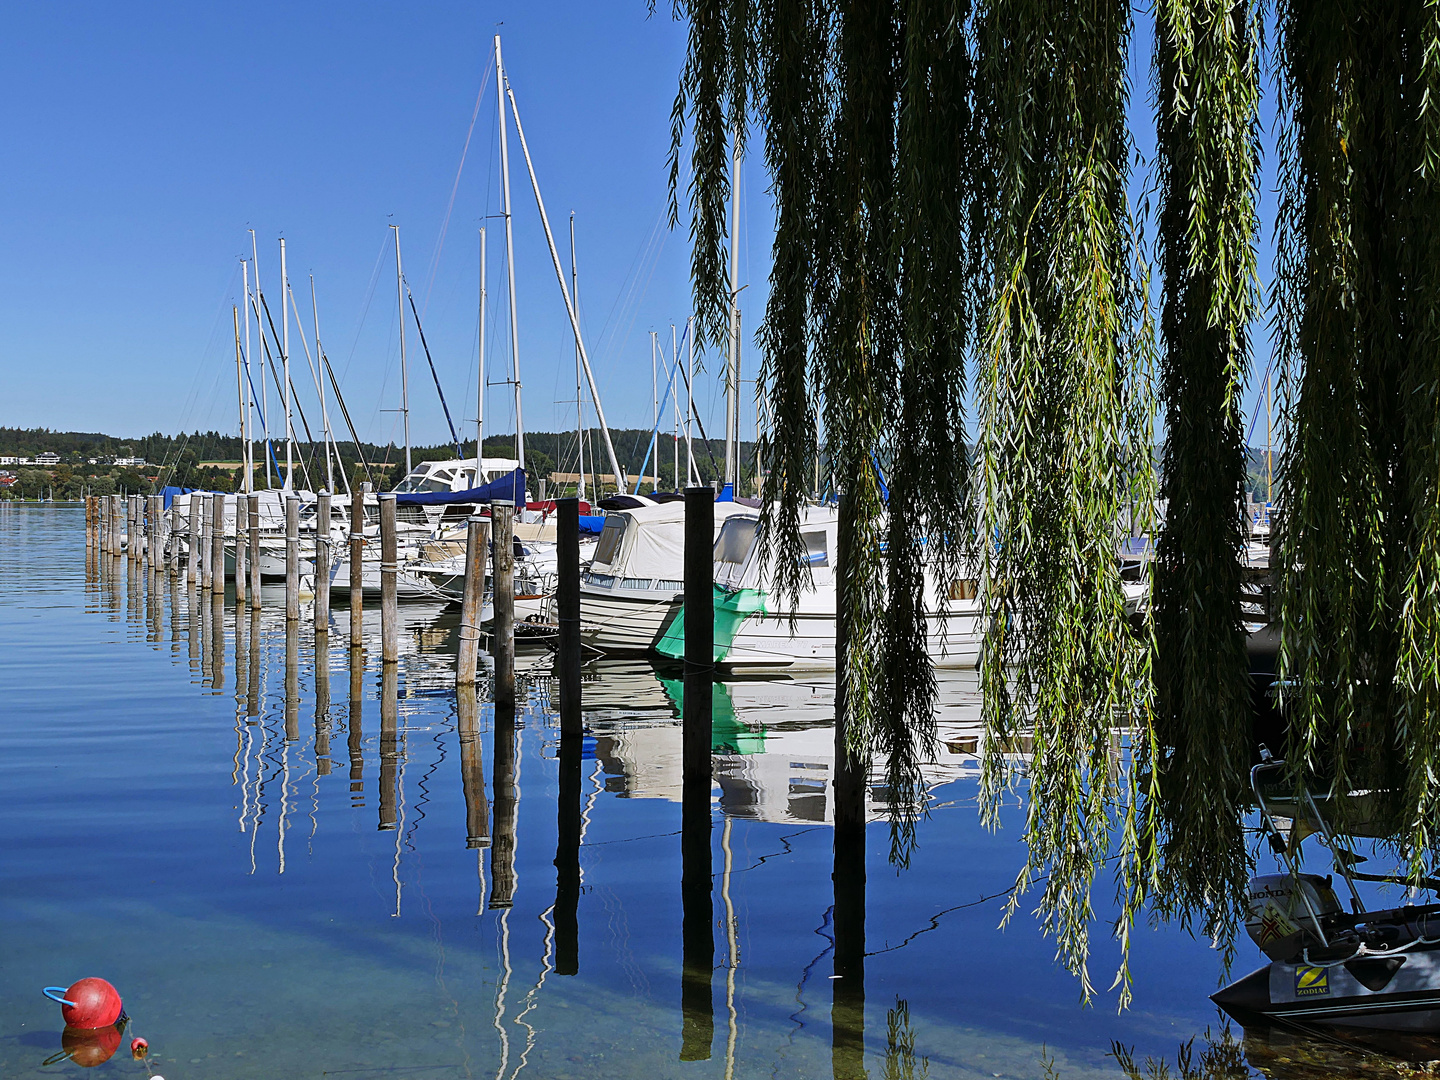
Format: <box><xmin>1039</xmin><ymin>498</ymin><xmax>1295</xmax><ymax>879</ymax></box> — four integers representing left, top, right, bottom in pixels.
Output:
<box><xmin>285</xmin><ymin>495</ymin><xmax>300</xmax><ymax>621</ymax></box>
<box><xmin>350</xmin><ymin>483</ymin><xmax>368</xmax><ymax>649</ymax></box>
<box><xmin>210</xmin><ymin>492</ymin><xmax>225</xmax><ymax>596</ymax></box>
<box><xmin>557</xmin><ymin>498</ymin><xmax>581</xmax><ymax>734</ymax></box>
<box><xmin>198</xmin><ymin>495</ymin><xmax>213</xmax><ymax>590</ymax></box>
<box><xmin>315</xmin><ymin>491</ymin><xmax>331</xmax><ymax>634</ymax></box>
<box><xmin>233</xmin><ymin>494</ymin><xmax>246</xmax><ymax>605</ymax></box>
<box><xmin>379</xmin><ymin>493</ymin><xmax>398</xmax><ymax>663</ymax></box>
<box><xmin>96</xmin><ymin>496</ymin><xmax>106</xmax><ymax>554</ymax></box>
<box><xmin>168</xmin><ymin>504</ymin><xmax>181</xmax><ymax>577</ymax></box>
<box><xmin>491</xmin><ymin>500</ymin><xmax>516</xmax><ymax>709</ymax></box>
<box><xmin>457</xmin><ymin>514</ymin><xmax>489</xmax><ymax>686</ymax></box>
<box><xmin>186</xmin><ymin>493</ymin><xmax>201</xmax><ymax>585</ymax></box>
<box><xmin>683</xmin><ymin>487</ymin><xmax>714</xmax><ymax>787</ymax></box>
<box><xmin>247</xmin><ymin>493</ymin><xmax>261</xmax><ymax>602</ymax></box>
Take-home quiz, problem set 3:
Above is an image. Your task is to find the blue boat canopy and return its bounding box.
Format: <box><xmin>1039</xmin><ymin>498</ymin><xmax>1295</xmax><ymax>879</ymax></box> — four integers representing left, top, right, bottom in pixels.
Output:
<box><xmin>393</xmin><ymin>467</ymin><xmax>526</xmax><ymax>507</ymax></box>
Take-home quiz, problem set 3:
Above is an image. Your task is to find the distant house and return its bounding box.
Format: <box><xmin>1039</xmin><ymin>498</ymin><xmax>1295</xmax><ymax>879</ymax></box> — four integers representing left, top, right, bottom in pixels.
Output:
<box><xmin>113</xmin><ymin>456</ymin><xmax>147</xmax><ymax>468</ymax></box>
<box><xmin>34</xmin><ymin>452</ymin><xmax>60</xmax><ymax>466</ymax></box>
<box><xmin>0</xmin><ymin>457</ymin><xmax>16</xmax><ymax>466</ymax></box>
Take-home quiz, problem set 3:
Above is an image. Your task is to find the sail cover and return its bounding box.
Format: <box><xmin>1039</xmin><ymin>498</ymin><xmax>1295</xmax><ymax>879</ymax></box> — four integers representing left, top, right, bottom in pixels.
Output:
<box><xmin>393</xmin><ymin>467</ymin><xmax>526</xmax><ymax>506</ymax></box>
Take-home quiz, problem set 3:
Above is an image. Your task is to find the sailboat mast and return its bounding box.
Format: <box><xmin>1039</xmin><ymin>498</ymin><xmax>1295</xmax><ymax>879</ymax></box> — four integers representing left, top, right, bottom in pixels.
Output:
<box><xmin>724</xmin><ymin>130</ymin><xmax>741</xmax><ymax>491</ymax></box>
<box><xmin>390</xmin><ymin>224</ymin><xmax>412</xmax><ymax>477</ymax></box>
<box><xmin>280</xmin><ymin>237</ymin><xmax>293</xmax><ymax>489</ymax></box>
<box><xmin>671</xmin><ymin>324</ymin><xmax>679</xmax><ymax>491</ymax></box>
<box><xmin>234</xmin><ymin>305</ymin><xmax>247</xmax><ymax>496</ymax></box>
<box><xmin>570</xmin><ymin>213</ymin><xmax>585</xmax><ymax>504</ymax></box>
<box><xmin>310</xmin><ymin>276</ymin><xmax>334</xmax><ymax>493</ymax></box>
<box><xmin>686</xmin><ymin>316</ymin><xmax>696</xmax><ymax>485</ymax></box>
<box><xmin>251</xmin><ymin>231</ymin><xmax>273</xmax><ymax>489</ymax></box>
<box><xmin>477</xmin><ymin>227</ymin><xmax>486</xmax><ymax>482</ymax></box>
<box><xmin>502</xmin><ymin>68</ymin><xmax>624</xmax><ymax>494</ymax></box>
<box><xmin>494</xmin><ymin>36</ymin><xmax>526</xmax><ymax>473</ymax></box>
<box><xmin>241</xmin><ymin>260</ymin><xmax>254</xmax><ymax>494</ymax></box>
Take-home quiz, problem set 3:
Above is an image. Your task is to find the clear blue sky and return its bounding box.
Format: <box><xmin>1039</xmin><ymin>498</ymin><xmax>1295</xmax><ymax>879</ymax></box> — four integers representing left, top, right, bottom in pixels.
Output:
<box><xmin>1</xmin><ymin>3</ymin><xmax>1277</xmax><ymax>452</ymax></box>
<box><xmin>0</xmin><ymin>1</ymin><xmax>774</xmax><ymax>451</ymax></box>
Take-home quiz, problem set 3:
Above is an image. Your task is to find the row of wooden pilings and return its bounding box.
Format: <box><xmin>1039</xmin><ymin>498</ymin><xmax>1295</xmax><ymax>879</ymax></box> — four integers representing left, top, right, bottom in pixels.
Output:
<box><xmin>83</xmin><ymin>485</ymin><xmax>866</xmax><ymax>1071</ymax></box>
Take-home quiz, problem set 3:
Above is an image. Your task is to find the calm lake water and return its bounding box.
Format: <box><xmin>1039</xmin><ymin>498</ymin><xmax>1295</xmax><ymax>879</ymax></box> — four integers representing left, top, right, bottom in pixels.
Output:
<box><xmin>0</xmin><ymin>505</ymin><xmax>1406</xmax><ymax>1078</ymax></box>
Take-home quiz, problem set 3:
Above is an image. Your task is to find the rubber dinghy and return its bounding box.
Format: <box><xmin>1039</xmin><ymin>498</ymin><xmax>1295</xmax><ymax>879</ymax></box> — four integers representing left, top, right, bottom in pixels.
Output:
<box><xmin>1214</xmin><ymin>751</ymin><xmax>1440</xmax><ymax>1032</ymax></box>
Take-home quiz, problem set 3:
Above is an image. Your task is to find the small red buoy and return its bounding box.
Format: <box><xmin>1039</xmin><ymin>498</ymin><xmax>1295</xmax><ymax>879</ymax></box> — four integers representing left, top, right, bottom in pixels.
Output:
<box><xmin>130</xmin><ymin>1036</ymin><xmax>148</xmax><ymax>1059</ymax></box>
<box><xmin>61</xmin><ymin>1024</ymin><xmax>122</xmax><ymax>1067</ymax></box>
<box><xmin>47</xmin><ymin>978</ymin><xmax>123</xmax><ymax>1028</ymax></box>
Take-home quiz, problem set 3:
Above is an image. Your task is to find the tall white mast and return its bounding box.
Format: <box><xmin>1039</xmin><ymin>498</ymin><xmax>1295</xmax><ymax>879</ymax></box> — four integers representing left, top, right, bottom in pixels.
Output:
<box><xmin>477</xmin><ymin>227</ymin><xmax>487</xmax><ymax>482</ymax></box>
<box><xmin>390</xmin><ymin>225</ymin><xmax>412</xmax><ymax>477</ymax></box>
<box><xmin>671</xmin><ymin>324</ymin><xmax>679</xmax><ymax>492</ymax></box>
<box><xmin>494</xmin><ymin>36</ymin><xmax>526</xmax><ymax>473</ymax></box>
<box><xmin>234</xmin><ymin>305</ymin><xmax>246</xmax><ymax>497</ymax></box>
<box><xmin>686</xmin><ymin>316</ymin><xmax>696</xmax><ymax>485</ymax></box>
<box><xmin>724</xmin><ymin>130</ymin><xmax>741</xmax><ymax>491</ymax></box>
<box><xmin>309</xmin><ymin>276</ymin><xmax>334</xmax><ymax>493</ymax></box>
<box><xmin>650</xmin><ymin>332</ymin><xmax>658</xmax><ymax>494</ymax></box>
<box><xmin>280</xmin><ymin>237</ymin><xmax>294</xmax><ymax>490</ymax></box>
<box><xmin>502</xmin><ymin>63</ymin><xmax>625</xmax><ymax>494</ymax></box>
<box><xmin>251</xmin><ymin>231</ymin><xmax>272</xmax><ymax>489</ymax></box>
<box><xmin>241</xmin><ymin>260</ymin><xmax>254</xmax><ymax>494</ymax></box>
<box><xmin>570</xmin><ymin>212</ymin><xmax>585</xmax><ymax>503</ymax></box>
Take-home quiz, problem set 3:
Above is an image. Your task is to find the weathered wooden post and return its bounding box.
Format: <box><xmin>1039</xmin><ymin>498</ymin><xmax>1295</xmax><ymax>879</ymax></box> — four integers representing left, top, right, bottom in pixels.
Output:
<box><xmin>198</xmin><ymin>494</ymin><xmax>213</xmax><ymax>591</ymax></box>
<box><xmin>148</xmin><ymin>495</ymin><xmax>162</xmax><ymax>572</ymax></box>
<box><xmin>232</xmin><ymin>494</ymin><xmax>246</xmax><ymax>606</ymax></box>
<box><xmin>680</xmin><ymin>484</ymin><xmax>714</xmax><ymax>1062</ymax></box>
<box><xmin>350</xmin><ymin>483</ymin><xmax>368</xmax><ymax>649</ymax></box>
<box><xmin>124</xmin><ymin>495</ymin><xmax>135</xmax><ymax>564</ymax></box>
<box><xmin>96</xmin><ymin>496</ymin><xmax>107</xmax><ymax>555</ymax></box>
<box><xmin>247</xmin><ymin>493</ymin><xmax>261</xmax><ymax>602</ymax></box>
<box><xmin>285</xmin><ymin>495</ymin><xmax>300</xmax><ymax>622</ymax></box>
<box><xmin>314</xmin><ymin>491</ymin><xmax>331</xmax><ymax>634</ymax></box>
<box><xmin>168</xmin><ymin>504</ymin><xmax>181</xmax><ymax>577</ymax></box>
<box><xmin>210</xmin><ymin>492</ymin><xmax>225</xmax><ymax>596</ymax></box>
<box><xmin>186</xmin><ymin>493</ymin><xmax>201</xmax><ymax>585</ymax></box>
<box><xmin>491</xmin><ymin>500</ymin><xmax>516</xmax><ymax>709</ymax></box>
<box><xmin>557</xmin><ymin>497</ymin><xmax>582</xmax><ymax>734</ymax></box>
<box><xmin>457</xmin><ymin>514</ymin><xmax>489</xmax><ymax>686</ymax></box>
<box><xmin>379</xmin><ymin>493</ymin><xmax>398</xmax><ymax>663</ymax></box>
<box><xmin>832</xmin><ymin>488</ymin><xmax>867</xmax><ymax>1080</ymax></box>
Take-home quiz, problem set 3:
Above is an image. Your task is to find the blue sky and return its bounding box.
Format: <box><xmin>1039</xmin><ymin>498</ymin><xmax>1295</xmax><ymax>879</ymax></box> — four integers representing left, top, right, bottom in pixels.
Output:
<box><xmin>1</xmin><ymin>2</ymin><xmax>1277</xmax><ymax>451</ymax></box>
<box><xmin>0</xmin><ymin>1</ymin><xmax>771</xmax><ymax>449</ymax></box>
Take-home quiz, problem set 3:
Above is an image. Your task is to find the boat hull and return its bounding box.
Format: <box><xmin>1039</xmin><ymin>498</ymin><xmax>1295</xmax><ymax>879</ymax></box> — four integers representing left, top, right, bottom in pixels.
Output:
<box><xmin>1215</xmin><ymin>953</ymin><xmax>1440</xmax><ymax>1033</ymax></box>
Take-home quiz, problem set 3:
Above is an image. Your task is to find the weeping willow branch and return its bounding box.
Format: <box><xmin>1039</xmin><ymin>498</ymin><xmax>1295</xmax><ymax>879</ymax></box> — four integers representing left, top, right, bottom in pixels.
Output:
<box><xmin>974</xmin><ymin>0</ymin><xmax>1154</xmax><ymax>1000</ymax></box>
<box><xmin>1149</xmin><ymin>0</ymin><xmax>1260</xmax><ymax>959</ymax></box>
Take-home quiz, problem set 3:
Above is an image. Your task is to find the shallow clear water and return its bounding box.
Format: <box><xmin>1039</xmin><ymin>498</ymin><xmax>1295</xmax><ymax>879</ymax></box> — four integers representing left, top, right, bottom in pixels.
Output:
<box><xmin>0</xmin><ymin>506</ymin><xmax>1374</xmax><ymax>1078</ymax></box>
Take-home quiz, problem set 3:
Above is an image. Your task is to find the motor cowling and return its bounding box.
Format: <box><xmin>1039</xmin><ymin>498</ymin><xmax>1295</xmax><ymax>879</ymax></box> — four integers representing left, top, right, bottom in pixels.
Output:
<box><xmin>1245</xmin><ymin>874</ymin><xmax>1342</xmax><ymax>961</ymax></box>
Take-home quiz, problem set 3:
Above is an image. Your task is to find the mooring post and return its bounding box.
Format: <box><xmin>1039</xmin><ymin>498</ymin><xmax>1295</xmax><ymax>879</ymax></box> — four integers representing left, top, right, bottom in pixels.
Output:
<box><xmin>457</xmin><ymin>514</ymin><xmax>489</xmax><ymax>686</ymax></box>
<box><xmin>679</xmin><ymin>484</ymin><xmax>714</xmax><ymax>1062</ymax></box>
<box><xmin>315</xmin><ymin>490</ymin><xmax>331</xmax><ymax>634</ymax></box>
<box><xmin>832</xmin><ymin>487</ymin><xmax>867</xmax><ymax>1080</ymax></box>
<box><xmin>210</xmin><ymin>492</ymin><xmax>225</xmax><ymax>596</ymax></box>
<box><xmin>285</xmin><ymin>495</ymin><xmax>300</xmax><ymax>621</ymax></box>
<box><xmin>199</xmin><ymin>494</ymin><xmax>213</xmax><ymax>591</ymax></box>
<box><xmin>168</xmin><ymin>504</ymin><xmax>181</xmax><ymax>578</ymax></box>
<box><xmin>247</xmin><ymin>493</ymin><xmax>261</xmax><ymax>604</ymax></box>
<box><xmin>491</xmin><ymin>500</ymin><xmax>516</xmax><ymax>709</ymax></box>
<box><xmin>149</xmin><ymin>495</ymin><xmax>163</xmax><ymax>575</ymax></box>
<box><xmin>96</xmin><ymin>496</ymin><xmax>106</xmax><ymax>555</ymax></box>
<box><xmin>557</xmin><ymin>497</ymin><xmax>581</xmax><ymax>734</ymax></box>
<box><xmin>379</xmin><ymin>493</ymin><xmax>398</xmax><ymax>664</ymax></box>
<box><xmin>350</xmin><ymin>483</ymin><xmax>368</xmax><ymax>649</ymax></box>
<box><xmin>186</xmin><ymin>493</ymin><xmax>201</xmax><ymax>585</ymax></box>
<box><xmin>232</xmin><ymin>494</ymin><xmax>246</xmax><ymax>606</ymax></box>
<box><xmin>114</xmin><ymin>495</ymin><xmax>124</xmax><ymax>561</ymax></box>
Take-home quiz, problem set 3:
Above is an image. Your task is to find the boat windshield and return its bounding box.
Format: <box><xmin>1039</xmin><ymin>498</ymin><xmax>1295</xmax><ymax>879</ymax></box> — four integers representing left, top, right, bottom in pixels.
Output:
<box><xmin>714</xmin><ymin>517</ymin><xmax>759</xmax><ymax>570</ymax></box>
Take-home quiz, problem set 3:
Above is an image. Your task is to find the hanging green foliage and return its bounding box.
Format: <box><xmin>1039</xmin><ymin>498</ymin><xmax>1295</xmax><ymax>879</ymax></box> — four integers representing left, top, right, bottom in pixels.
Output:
<box><xmin>667</xmin><ymin>0</ymin><xmax>1440</xmax><ymax>1001</ymax></box>
<box><xmin>1148</xmin><ymin>0</ymin><xmax>1261</xmax><ymax>957</ymax></box>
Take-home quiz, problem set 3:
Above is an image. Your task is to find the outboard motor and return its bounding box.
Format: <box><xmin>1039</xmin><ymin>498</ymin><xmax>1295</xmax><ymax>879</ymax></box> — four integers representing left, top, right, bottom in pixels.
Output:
<box><xmin>1245</xmin><ymin>873</ymin><xmax>1342</xmax><ymax>961</ymax></box>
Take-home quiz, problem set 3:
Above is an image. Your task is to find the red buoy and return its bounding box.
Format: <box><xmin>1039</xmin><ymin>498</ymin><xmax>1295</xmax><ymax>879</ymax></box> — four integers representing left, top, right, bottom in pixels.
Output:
<box><xmin>130</xmin><ymin>1035</ymin><xmax>149</xmax><ymax>1059</ymax></box>
<box><xmin>57</xmin><ymin>978</ymin><xmax>123</xmax><ymax>1029</ymax></box>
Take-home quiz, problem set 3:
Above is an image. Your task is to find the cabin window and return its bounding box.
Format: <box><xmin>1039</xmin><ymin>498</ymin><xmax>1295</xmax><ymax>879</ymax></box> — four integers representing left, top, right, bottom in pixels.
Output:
<box><xmin>948</xmin><ymin>578</ymin><xmax>978</xmax><ymax>601</ymax></box>
<box><xmin>714</xmin><ymin>518</ymin><xmax>759</xmax><ymax>566</ymax></box>
<box><xmin>621</xmin><ymin>578</ymin><xmax>654</xmax><ymax>590</ymax></box>
<box><xmin>592</xmin><ymin>517</ymin><xmax>627</xmax><ymax>567</ymax></box>
<box><xmin>802</xmin><ymin>530</ymin><xmax>829</xmax><ymax>567</ymax></box>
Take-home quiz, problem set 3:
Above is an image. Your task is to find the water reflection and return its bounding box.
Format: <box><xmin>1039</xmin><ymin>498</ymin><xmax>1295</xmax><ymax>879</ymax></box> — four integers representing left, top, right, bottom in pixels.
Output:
<box><xmin>21</xmin><ymin>508</ymin><xmax>1401</xmax><ymax>1080</ymax></box>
